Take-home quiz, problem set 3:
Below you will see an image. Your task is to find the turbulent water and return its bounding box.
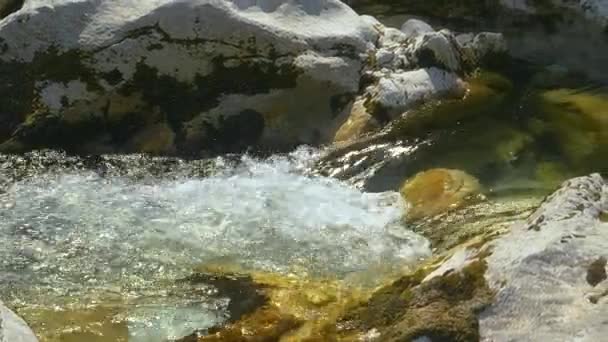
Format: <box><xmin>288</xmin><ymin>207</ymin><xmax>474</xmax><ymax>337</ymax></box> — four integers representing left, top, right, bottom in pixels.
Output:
<box><xmin>0</xmin><ymin>148</ymin><xmax>430</xmax><ymax>341</ymax></box>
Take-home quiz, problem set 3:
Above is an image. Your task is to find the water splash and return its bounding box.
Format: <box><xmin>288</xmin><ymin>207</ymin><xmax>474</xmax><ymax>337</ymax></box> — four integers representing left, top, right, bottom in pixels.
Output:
<box><xmin>0</xmin><ymin>148</ymin><xmax>429</xmax><ymax>307</ymax></box>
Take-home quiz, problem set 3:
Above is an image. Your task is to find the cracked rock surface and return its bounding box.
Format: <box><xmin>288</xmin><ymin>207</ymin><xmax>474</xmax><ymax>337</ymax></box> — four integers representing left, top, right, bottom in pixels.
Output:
<box><xmin>480</xmin><ymin>174</ymin><xmax>608</xmax><ymax>341</ymax></box>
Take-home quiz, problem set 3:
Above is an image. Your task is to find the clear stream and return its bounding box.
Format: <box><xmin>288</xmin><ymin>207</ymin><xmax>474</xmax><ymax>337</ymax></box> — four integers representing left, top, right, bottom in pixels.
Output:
<box><xmin>2</xmin><ymin>9</ymin><xmax>608</xmax><ymax>341</ymax></box>
<box><xmin>0</xmin><ymin>148</ymin><xmax>430</xmax><ymax>341</ymax></box>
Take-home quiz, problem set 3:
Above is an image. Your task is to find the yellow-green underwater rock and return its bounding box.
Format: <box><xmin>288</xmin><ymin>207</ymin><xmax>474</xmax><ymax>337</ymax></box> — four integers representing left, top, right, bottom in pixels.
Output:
<box><xmin>185</xmin><ymin>264</ymin><xmax>373</xmax><ymax>342</ymax></box>
<box><xmin>535</xmin><ymin>88</ymin><xmax>608</xmax><ymax>168</ymax></box>
<box><xmin>18</xmin><ymin>302</ymin><xmax>129</xmax><ymax>342</ymax></box>
<box><xmin>400</xmin><ymin>168</ymin><xmax>484</xmax><ymax>221</ymax></box>
<box><xmin>411</xmin><ymin>193</ymin><xmax>540</xmax><ymax>252</ymax></box>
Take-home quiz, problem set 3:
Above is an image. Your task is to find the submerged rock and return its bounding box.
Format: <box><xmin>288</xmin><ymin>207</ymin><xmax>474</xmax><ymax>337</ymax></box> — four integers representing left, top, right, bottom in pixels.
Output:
<box><xmin>0</xmin><ymin>0</ymin><xmax>21</xmax><ymax>19</ymax></box>
<box><xmin>333</xmin><ymin>98</ymin><xmax>380</xmax><ymax>143</ymax></box>
<box><xmin>533</xmin><ymin>88</ymin><xmax>608</xmax><ymax>171</ymax></box>
<box><xmin>400</xmin><ymin>168</ymin><xmax>483</xmax><ymax>221</ymax></box>
<box><xmin>0</xmin><ymin>301</ymin><xmax>38</xmax><ymax>342</ymax></box>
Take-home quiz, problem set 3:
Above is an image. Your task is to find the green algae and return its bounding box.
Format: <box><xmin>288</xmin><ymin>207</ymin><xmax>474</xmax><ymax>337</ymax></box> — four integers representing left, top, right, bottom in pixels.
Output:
<box><xmin>336</xmin><ymin>259</ymin><xmax>493</xmax><ymax>342</ymax></box>
<box><xmin>530</xmin><ymin>88</ymin><xmax>608</xmax><ymax>172</ymax></box>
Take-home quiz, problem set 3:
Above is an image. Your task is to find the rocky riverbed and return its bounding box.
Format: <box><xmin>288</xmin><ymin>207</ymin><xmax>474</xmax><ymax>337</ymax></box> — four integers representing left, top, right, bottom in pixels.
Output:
<box><xmin>0</xmin><ymin>1</ymin><xmax>607</xmax><ymax>341</ymax></box>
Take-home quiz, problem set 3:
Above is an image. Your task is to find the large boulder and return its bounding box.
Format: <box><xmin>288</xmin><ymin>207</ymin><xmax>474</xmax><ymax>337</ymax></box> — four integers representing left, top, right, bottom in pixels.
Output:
<box><xmin>0</xmin><ymin>301</ymin><xmax>38</xmax><ymax>342</ymax></box>
<box><xmin>0</xmin><ymin>0</ymin><xmax>377</xmax><ymax>153</ymax></box>
<box><xmin>480</xmin><ymin>173</ymin><xmax>608</xmax><ymax>341</ymax></box>
<box><xmin>0</xmin><ymin>1</ymin><xmax>506</xmax><ymax>154</ymax></box>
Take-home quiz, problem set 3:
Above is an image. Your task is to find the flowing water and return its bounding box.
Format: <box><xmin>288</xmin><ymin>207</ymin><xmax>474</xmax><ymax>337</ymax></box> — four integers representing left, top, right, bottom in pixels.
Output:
<box><xmin>0</xmin><ymin>149</ymin><xmax>430</xmax><ymax>341</ymax></box>
<box><xmin>2</xmin><ymin>8</ymin><xmax>608</xmax><ymax>341</ymax></box>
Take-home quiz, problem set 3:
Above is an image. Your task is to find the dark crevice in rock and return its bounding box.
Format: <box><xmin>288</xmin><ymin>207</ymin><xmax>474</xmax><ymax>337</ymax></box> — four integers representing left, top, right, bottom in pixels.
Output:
<box><xmin>206</xmin><ymin>109</ymin><xmax>266</xmax><ymax>153</ymax></box>
<box><xmin>586</xmin><ymin>257</ymin><xmax>607</xmax><ymax>287</ymax></box>
<box><xmin>180</xmin><ymin>273</ymin><xmax>268</xmax><ymax>324</ymax></box>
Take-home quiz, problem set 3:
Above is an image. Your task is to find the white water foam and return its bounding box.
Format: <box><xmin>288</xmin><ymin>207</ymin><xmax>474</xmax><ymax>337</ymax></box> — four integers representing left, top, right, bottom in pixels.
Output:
<box><xmin>0</xmin><ymin>148</ymin><xmax>429</xmax><ymax>296</ymax></box>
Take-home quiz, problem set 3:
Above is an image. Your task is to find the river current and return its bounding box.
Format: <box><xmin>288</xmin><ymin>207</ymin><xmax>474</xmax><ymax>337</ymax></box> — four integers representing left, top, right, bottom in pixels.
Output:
<box><xmin>0</xmin><ymin>148</ymin><xmax>430</xmax><ymax>341</ymax></box>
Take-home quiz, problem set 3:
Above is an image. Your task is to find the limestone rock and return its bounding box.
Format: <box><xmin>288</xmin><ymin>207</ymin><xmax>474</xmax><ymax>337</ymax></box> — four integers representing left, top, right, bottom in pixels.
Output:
<box><xmin>480</xmin><ymin>174</ymin><xmax>608</xmax><ymax>341</ymax></box>
<box><xmin>410</xmin><ymin>30</ymin><xmax>462</xmax><ymax>72</ymax></box>
<box><xmin>400</xmin><ymin>168</ymin><xmax>483</xmax><ymax>221</ymax></box>
<box><xmin>379</xmin><ymin>27</ymin><xmax>408</xmax><ymax>47</ymax></box>
<box><xmin>0</xmin><ymin>301</ymin><xmax>38</xmax><ymax>342</ymax></box>
<box><xmin>366</xmin><ymin>68</ymin><xmax>465</xmax><ymax>119</ymax></box>
<box><xmin>400</xmin><ymin>19</ymin><xmax>434</xmax><ymax>39</ymax></box>
<box><xmin>0</xmin><ymin>0</ymin><xmax>510</xmax><ymax>154</ymax></box>
<box><xmin>0</xmin><ymin>0</ymin><xmax>377</xmax><ymax>153</ymax></box>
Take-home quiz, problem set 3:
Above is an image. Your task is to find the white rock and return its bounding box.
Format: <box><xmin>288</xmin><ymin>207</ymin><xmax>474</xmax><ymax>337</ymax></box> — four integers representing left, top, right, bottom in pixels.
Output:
<box><xmin>0</xmin><ymin>0</ymin><xmax>381</xmax><ymax>149</ymax></box>
<box><xmin>375</xmin><ymin>48</ymin><xmax>394</xmax><ymax>67</ymax></box>
<box><xmin>294</xmin><ymin>52</ymin><xmax>361</xmax><ymax>92</ymax></box>
<box><xmin>400</xmin><ymin>18</ymin><xmax>434</xmax><ymax>39</ymax></box>
<box><xmin>480</xmin><ymin>174</ymin><xmax>608</xmax><ymax>341</ymax></box>
<box><xmin>360</xmin><ymin>14</ymin><xmax>383</xmax><ymax>29</ymax></box>
<box><xmin>0</xmin><ymin>301</ymin><xmax>38</xmax><ymax>342</ymax></box>
<box><xmin>410</xmin><ymin>31</ymin><xmax>461</xmax><ymax>71</ymax></box>
<box><xmin>38</xmin><ymin>80</ymin><xmax>92</xmax><ymax>114</ymax></box>
<box><xmin>370</xmin><ymin>67</ymin><xmax>463</xmax><ymax>116</ymax></box>
<box><xmin>379</xmin><ymin>27</ymin><xmax>408</xmax><ymax>47</ymax></box>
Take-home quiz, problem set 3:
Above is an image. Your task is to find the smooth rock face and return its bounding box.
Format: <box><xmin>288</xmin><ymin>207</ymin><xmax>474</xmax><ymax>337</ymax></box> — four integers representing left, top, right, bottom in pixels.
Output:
<box><xmin>0</xmin><ymin>301</ymin><xmax>38</xmax><ymax>342</ymax></box>
<box><xmin>400</xmin><ymin>18</ymin><xmax>433</xmax><ymax>39</ymax></box>
<box><xmin>368</xmin><ymin>68</ymin><xmax>464</xmax><ymax>119</ymax></box>
<box><xmin>480</xmin><ymin>174</ymin><xmax>608</xmax><ymax>341</ymax></box>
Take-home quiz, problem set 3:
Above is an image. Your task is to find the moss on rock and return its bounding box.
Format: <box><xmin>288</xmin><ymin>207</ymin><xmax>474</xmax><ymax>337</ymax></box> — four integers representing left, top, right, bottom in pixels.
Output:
<box><xmin>0</xmin><ymin>46</ymin><xmax>302</xmax><ymax>154</ymax></box>
<box><xmin>336</xmin><ymin>259</ymin><xmax>493</xmax><ymax>342</ymax></box>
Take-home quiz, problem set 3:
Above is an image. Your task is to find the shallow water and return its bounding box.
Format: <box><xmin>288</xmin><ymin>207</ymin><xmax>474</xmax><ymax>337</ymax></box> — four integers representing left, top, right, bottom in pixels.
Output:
<box><xmin>3</xmin><ymin>12</ymin><xmax>608</xmax><ymax>341</ymax></box>
<box><xmin>0</xmin><ymin>148</ymin><xmax>430</xmax><ymax>341</ymax></box>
